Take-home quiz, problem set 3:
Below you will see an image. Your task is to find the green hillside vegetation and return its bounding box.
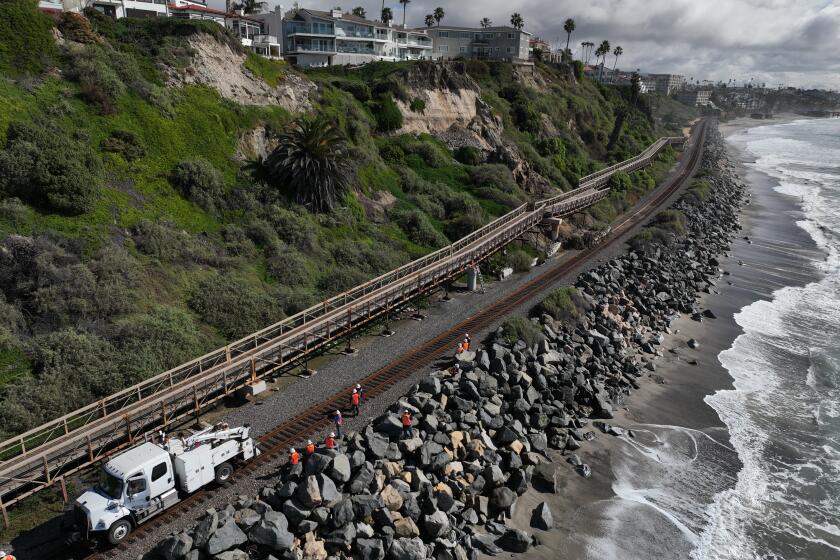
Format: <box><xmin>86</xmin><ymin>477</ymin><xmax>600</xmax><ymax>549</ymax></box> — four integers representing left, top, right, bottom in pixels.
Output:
<box><xmin>0</xmin><ymin>2</ymin><xmax>694</xmax><ymax>438</ymax></box>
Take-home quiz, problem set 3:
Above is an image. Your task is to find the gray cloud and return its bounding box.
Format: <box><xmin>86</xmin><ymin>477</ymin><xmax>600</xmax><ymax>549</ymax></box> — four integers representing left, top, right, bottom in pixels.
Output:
<box><xmin>212</xmin><ymin>0</ymin><xmax>840</xmax><ymax>89</ymax></box>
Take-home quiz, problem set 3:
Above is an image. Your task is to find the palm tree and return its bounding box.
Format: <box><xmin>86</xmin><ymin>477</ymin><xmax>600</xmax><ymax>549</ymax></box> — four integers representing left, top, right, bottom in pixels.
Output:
<box><xmin>563</xmin><ymin>18</ymin><xmax>575</xmax><ymax>52</ymax></box>
<box><xmin>424</xmin><ymin>14</ymin><xmax>434</xmax><ymax>27</ymax></box>
<box><xmin>264</xmin><ymin>117</ymin><xmax>353</xmax><ymax>214</ymax></box>
<box><xmin>433</xmin><ymin>6</ymin><xmax>445</xmax><ymax>26</ymax></box>
<box><xmin>232</xmin><ymin>0</ymin><xmax>266</xmax><ymax>14</ymax></box>
<box><xmin>610</xmin><ymin>46</ymin><xmax>623</xmax><ymax>83</ymax></box>
<box><xmin>399</xmin><ymin>0</ymin><xmax>411</xmax><ymax>27</ymax></box>
<box><xmin>381</xmin><ymin>6</ymin><xmax>393</xmax><ymax>25</ymax></box>
<box><xmin>351</xmin><ymin>6</ymin><xmax>366</xmax><ymax>18</ymax></box>
<box><xmin>596</xmin><ymin>40</ymin><xmax>610</xmax><ymax>81</ymax></box>
<box><xmin>510</xmin><ymin>12</ymin><xmax>524</xmax><ymax>30</ymax></box>
<box><xmin>480</xmin><ymin>17</ymin><xmax>492</xmax><ymax>28</ymax></box>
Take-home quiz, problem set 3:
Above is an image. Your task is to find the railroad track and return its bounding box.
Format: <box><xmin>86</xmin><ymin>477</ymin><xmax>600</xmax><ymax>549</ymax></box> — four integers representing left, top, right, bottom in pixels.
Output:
<box><xmin>81</xmin><ymin>121</ymin><xmax>707</xmax><ymax>560</ymax></box>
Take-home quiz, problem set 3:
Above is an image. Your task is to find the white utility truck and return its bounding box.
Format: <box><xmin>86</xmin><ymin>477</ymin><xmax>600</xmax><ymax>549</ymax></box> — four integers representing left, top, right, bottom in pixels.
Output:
<box><xmin>71</xmin><ymin>423</ymin><xmax>259</xmax><ymax>545</ymax></box>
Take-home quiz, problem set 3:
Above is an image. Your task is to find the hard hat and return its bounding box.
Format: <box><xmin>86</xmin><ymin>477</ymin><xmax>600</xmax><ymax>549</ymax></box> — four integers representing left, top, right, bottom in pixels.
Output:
<box><xmin>404</xmin><ymin>409</ymin><xmax>409</xmax><ymax>413</ymax></box>
<box><xmin>356</xmin><ymin>384</ymin><xmax>361</xmax><ymax>389</ymax></box>
<box><xmin>307</xmin><ymin>439</ymin><xmax>313</xmax><ymax>445</ymax></box>
<box><xmin>290</xmin><ymin>448</ymin><xmax>295</xmax><ymax>452</ymax></box>
<box><xmin>330</xmin><ymin>432</ymin><xmax>335</xmax><ymax>437</ymax></box>
<box><xmin>353</xmin><ymin>389</ymin><xmax>357</xmax><ymax>393</ymax></box>
<box><xmin>336</xmin><ymin>410</ymin><xmax>341</xmax><ymax>414</ymax></box>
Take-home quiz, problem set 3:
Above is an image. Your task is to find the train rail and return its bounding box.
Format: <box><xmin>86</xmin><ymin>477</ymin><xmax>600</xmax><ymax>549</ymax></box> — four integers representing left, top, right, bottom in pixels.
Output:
<box><xmin>0</xmin><ymin>130</ymin><xmax>690</xmax><ymax>520</ymax></box>
<box><xmin>83</xmin><ymin>118</ymin><xmax>707</xmax><ymax>560</ymax></box>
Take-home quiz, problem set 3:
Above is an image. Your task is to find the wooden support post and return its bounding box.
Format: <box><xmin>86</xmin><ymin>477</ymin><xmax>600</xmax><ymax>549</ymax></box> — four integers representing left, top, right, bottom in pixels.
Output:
<box><xmin>43</xmin><ymin>455</ymin><xmax>51</xmax><ymax>484</ymax></box>
<box><xmin>250</xmin><ymin>358</ymin><xmax>257</xmax><ymax>383</ymax></box>
<box><xmin>100</xmin><ymin>400</ymin><xmax>107</xmax><ymax>418</ymax></box>
<box><xmin>125</xmin><ymin>416</ymin><xmax>133</xmax><ymax>445</ymax></box>
<box><xmin>63</xmin><ymin>418</ymin><xmax>69</xmax><ymax>435</ymax></box>
<box><xmin>225</xmin><ymin>345</ymin><xmax>232</xmax><ymax>363</ymax></box>
<box><xmin>60</xmin><ymin>477</ymin><xmax>68</xmax><ymax>503</ymax></box>
<box><xmin>1</xmin><ymin>495</ymin><xmax>8</xmax><ymax>530</ymax></box>
<box><xmin>344</xmin><ymin>308</ymin><xmax>356</xmax><ymax>355</ymax></box>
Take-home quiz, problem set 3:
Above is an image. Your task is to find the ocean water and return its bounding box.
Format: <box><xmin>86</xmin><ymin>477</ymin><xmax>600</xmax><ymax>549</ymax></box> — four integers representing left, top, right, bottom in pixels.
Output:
<box><xmin>578</xmin><ymin>119</ymin><xmax>840</xmax><ymax>560</ymax></box>
<box><xmin>698</xmin><ymin>119</ymin><xmax>840</xmax><ymax>559</ymax></box>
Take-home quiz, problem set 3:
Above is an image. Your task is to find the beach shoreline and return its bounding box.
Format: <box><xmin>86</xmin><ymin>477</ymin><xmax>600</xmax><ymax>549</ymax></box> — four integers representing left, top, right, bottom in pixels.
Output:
<box><xmin>504</xmin><ymin>115</ymin><xmax>826</xmax><ymax>560</ymax></box>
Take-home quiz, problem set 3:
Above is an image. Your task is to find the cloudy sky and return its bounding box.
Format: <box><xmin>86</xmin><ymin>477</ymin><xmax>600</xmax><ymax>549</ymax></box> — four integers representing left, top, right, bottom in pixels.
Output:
<box><xmin>216</xmin><ymin>0</ymin><xmax>840</xmax><ymax>89</ymax></box>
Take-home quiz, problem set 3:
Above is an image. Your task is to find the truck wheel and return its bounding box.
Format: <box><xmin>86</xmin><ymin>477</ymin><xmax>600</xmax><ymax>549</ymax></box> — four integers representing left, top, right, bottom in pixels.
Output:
<box><xmin>107</xmin><ymin>518</ymin><xmax>132</xmax><ymax>545</ymax></box>
<box><xmin>215</xmin><ymin>462</ymin><xmax>234</xmax><ymax>484</ymax></box>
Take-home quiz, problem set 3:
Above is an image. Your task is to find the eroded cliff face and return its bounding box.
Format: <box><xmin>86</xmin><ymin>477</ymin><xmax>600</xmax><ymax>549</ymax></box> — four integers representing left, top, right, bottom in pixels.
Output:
<box><xmin>163</xmin><ymin>34</ymin><xmax>315</xmax><ymax>113</ymax></box>
<box><xmin>394</xmin><ymin>63</ymin><xmax>554</xmax><ymax>197</ymax></box>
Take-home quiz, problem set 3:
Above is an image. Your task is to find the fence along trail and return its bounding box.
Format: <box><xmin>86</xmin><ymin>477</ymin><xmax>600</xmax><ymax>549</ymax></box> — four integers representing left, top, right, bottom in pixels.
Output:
<box><xmin>0</xmin><ymin>132</ymin><xmax>688</xmax><ymax>519</ymax></box>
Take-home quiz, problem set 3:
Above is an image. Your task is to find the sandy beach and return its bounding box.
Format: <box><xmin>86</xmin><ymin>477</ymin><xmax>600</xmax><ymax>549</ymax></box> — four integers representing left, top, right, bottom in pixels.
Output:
<box><xmin>499</xmin><ymin>115</ymin><xmax>826</xmax><ymax>560</ymax></box>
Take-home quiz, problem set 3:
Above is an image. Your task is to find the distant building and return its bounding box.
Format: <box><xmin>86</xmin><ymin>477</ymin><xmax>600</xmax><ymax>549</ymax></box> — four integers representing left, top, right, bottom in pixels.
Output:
<box><xmin>676</xmin><ymin>90</ymin><xmax>712</xmax><ymax>106</ymax></box>
<box><xmin>423</xmin><ymin>26</ymin><xmax>531</xmax><ymax>62</ymax></box>
<box><xmin>282</xmin><ymin>8</ymin><xmax>432</xmax><ymax>67</ymax></box>
<box><xmin>647</xmin><ymin>73</ymin><xmax>686</xmax><ymax>95</ymax></box>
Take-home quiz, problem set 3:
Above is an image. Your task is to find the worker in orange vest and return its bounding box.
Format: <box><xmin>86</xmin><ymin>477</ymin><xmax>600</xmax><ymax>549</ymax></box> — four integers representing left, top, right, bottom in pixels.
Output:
<box><xmin>333</xmin><ymin>410</ymin><xmax>344</xmax><ymax>438</ymax></box>
<box><xmin>463</xmin><ymin>333</ymin><xmax>471</xmax><ymax>351</ymax></box>
<box><xmin>351</xmin><ymin>388</ymin><xmax>361</xmax><ymax>417</ymax></box>
<box><xmin>401</xmin><ymin>410</ymin><xmax>413</xmax><ymax>439</ymax></box>
<box><xmin>304</xmin><ymin>439</ymin><xmax>316</xmax><ymax>458</ymax></box>
<box><xmin>356</xmin><ymin>383</ymin><xmax>366</xmax><ymax>403</ymax></box>
<box><xmin>289</xmin><ymin>448</ymin><xmax>300</xmax><ymax>466</ymax></box>
<box><xmin>456</xmin><ymin>342</ymin><xmax>464</xmax><ymax>354</ymax></box>
<box><xmin>325</xmin><ymin>432</ymin><xmax>337</xmax><ymax>450</ymax></box>
<box><xmin>1</xmin><ymin>551</ymin><xmax>17</xmax><ymax>560</ymax></box>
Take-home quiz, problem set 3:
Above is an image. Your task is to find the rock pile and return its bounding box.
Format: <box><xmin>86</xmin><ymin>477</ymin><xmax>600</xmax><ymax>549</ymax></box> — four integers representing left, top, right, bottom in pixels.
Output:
<box><xmin>149</xmin><ymin>127</ymin><xmax>743</xmax><ymax>560</ymax></box>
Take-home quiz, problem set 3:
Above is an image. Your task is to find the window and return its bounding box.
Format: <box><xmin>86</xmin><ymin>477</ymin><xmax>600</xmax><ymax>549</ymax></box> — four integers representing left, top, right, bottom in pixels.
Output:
<box><xmin>126</xmin><ymin>474</ymin><xmax>146</xmax><ymax>496</ymax></box>
<box><xmin>438</xmin><ymin>45</ymin><xmax>449</xmax><ymax>52</ymax></box>
<box><xmin>496</xmin><ymin>33</ymin><xmax>502</xmax><ymax>38</ymax></box>
<box><xmin>506</xmin><ymin>47</ymin><xmax>512</xmax><ymax>53</ymax></box>
<box><xmin>459</xmin><ymin>46</ymin><xmax>466</xmax><ymax>52</ymax></box>
<box><xmin>151</xmin><ymin>462</ymin><xmax>168</xmax><ymax>482</ymax></box>
<box><xmin>461</xmin><ymin>32</ymin><xmax>471</xmax><ymax>38</ymax></box>
<box><xmin>494</xmin><ymin>47</ymin><xmax>500</xmax><ymax>52</ymax></box>
<box><xmin>508</xmin><ymin>33</ymin><xmax>514</xmax><ymax>39</ymax></box>
<box><xmin>439</xmin><ymin>31</ymin><xmax>449</xmax><ymax>38</ymax></box>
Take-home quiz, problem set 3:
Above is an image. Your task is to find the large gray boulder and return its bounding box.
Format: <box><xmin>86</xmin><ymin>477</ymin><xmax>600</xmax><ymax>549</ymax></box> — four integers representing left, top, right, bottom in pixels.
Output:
<box><xmin>157</xmin><ymin>532</ymin><xmax>192</xmax><ymax>560</ymax></box>
<box><xmin>304</xmin><ymin>453</ymin><xmax>332</xmax><ymax>475</ymax></box>
<box><xmin>329</xmin><ymin>454</ymin><xmax>352</xmax><ymax>483</ymax></box>
<box><xmin>214</xmin><ymin>551</ymin><xmax>249</xmax><ymax>560</ymax></box>
<box><xmin>422</xmin><ymin>510</ymin><xmax>450</xmax><ymax>538</ymax></box>
<box><xmin>355</xmin><ymin>537</ymin><xmax>386</xmax><ymax>560</ymax></box>
<box><xmin>348</xmin><ymin>462</ymin><xmax>375</xmax><ymax>494</ymax></box>
<box><xmin>531</xmin><ymin>502</ymin><xmax>553</xmax><ymax>530</ymax></box>
<box><xmin>206</xmin><ymin>519</ymin><xmax>247</xmax><ymax>555</ymax></box>
<box><xmin>498</xmin><ymin>528</ymin><xmax>531</xmax><ymax>552</ymax></box>
<box><xmin>387</xmin><ymin>537</ymin><xmax>427</xmax><ymax>560</ymax></box>
<box><xmin>532</xmin><ymin>463</ymin><xmax>558</xmax><ymax>493</ymax></box>
<box><xmin>318</xmin><ymin>474</ymin><xmax>342</xmax><ymax>505</ymax></box>
<box><xmin>331</xmin><ymin>498</ymin><xmax>355</xmax><ymax>527</ymax></box>
<box><xmin>489</xmin><ymin>487</ymin><xmax>517</xmax><ymax>513</ymax></box>
<box><xmin>192</xmin><ymin>510</ymin><xmax>218</xmax><ymax>550</ymax></box>
<box><xmin>248</xmin><ymin>511</ymin><xmax>294</xmax><ymax>551</ymax></box>
<box><xmin>366</xmin><ymin>431</ymin><xmax>390</xmax><ymax>458</ymax></box>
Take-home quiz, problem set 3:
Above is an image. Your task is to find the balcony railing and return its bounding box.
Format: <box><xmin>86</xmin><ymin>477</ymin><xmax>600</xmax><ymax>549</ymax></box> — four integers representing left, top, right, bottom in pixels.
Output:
<box><xmin>336</xmin><ymin>29</ymin><xmax>374</xmax><ymax>39</ymax></box>
<box><xmin>285</xmin><ymin>23</ymin><xmax>334</xmax><ymax>36</ymax></box>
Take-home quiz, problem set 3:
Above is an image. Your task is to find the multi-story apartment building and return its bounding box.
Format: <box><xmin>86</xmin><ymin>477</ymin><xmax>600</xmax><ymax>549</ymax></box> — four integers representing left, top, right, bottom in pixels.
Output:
<box><xmin>675</xmin><ymin>90</ymin><xmax>712</xmax><ymax>106</ymax></box>
<box><xmin>423</xmin><ymin>26</ymin><xmax>531</xmax><ymax>62</ymax></box>
<box><xmin>647</xmin><ymin>73</ymin><xmax>686</xmax><ymax>95</ymax></box>
<box><xmin>282</xmin><ymin>8</ymin><xmax>432</xmax><ymax>67</ymax></box>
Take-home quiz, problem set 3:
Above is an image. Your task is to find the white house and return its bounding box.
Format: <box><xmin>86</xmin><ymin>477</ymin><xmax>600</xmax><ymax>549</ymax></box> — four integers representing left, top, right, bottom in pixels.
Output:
<box><xmin>282</xmin><ymin>8</ymin><xmax>432</xmax><ymax>67</ymax></box>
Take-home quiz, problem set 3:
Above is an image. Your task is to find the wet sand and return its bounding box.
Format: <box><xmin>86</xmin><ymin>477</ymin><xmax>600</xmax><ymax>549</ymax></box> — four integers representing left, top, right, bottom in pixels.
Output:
<box><xmin>498</xmin><ymin>118</ymin><xmax>824</xmax><ymax>560</ymax></box>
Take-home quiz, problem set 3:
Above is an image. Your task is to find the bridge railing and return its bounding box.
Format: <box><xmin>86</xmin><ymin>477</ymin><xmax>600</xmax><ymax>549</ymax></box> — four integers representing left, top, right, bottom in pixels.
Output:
<box><xmin>0</xmin><ymin>131</ymin><xmax>691</xmax><ymax>511</ymax></box>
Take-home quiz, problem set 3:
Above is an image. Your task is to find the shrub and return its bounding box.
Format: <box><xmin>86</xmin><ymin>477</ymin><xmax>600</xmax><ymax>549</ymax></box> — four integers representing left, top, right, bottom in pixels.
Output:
<box><xmin>58</xmin><ymin>12</ymin><xmax>101</xmax><ymax>44</ymax></box>
<box><xmin>113</xmin><ymin>305</ymin><xmax>210</xmax><ymax>383</ymax></box>
<box><xmin>378</xmin><ymin>141</ymin><xmax>405</xmax><ymax>164</ymax></box>
<box><xmin>65</xmin><ymin>45</ymin><xmax>126</xmax><ymax>114</ymax></box>
<box><xmin>372</xmin><ymin>79</ymin><xmax>409</xmax><ymax>103</ymax></box>
<box><xmin>409</xmin><ymin>97</ymin><xmax>426</xmax><ymax>113</ymax></box>
<box><xmin>651</xmin><ymin>209</ymin><xmax>686</xmax><ymax>234</ymax></box>
<box><xmin>100</xmin><ymin>130</ymin><xmax>145</xmax><ymax>162</ymax></box>
<box><xmin>170</xmin><ymin>158</ymin><xmax>225</xmax><ymax>213</ymax></box>
<box><xmin>0</xmin><ymin>120</ymin><xmax>103</xmax><ymax>215</ymax></box>
<box><xmin>392</xmin><ymin>208</ymin><xmax>449</xmax><ymax>248</ymax></box>
<box><xmin>500</xmin><ymin>317</ymin><xmax>545</xmax><ymax>347</ymax></box>
<box><xmin>443</xmin><ymin>210</ymin><xmax>485</xmax><ymax>241</ymax></box>
<box><xmin>31</xmin><ymin>328</ymin><xmax>119</xmax><ymax>399</ymax></box>
<box><xmin>336</xmin><ymin>80</ymin><xmax>371</xmax><ymax>102</ymax></box>
<box><xmin>470</xmin><ymin>164</ymin><xmax>519</xmax><ymax>192</ymax></box>
<box><xmin>267</xmin><ymin>206</ymin><xmax>319</xmax><ymax>252</ymax></box>
<box><xmin>537</xmin><ymin>137</ymin><xmax>565</xmax><ymax>158</ymax></box>
<box><xmin>189</xmin><ymin>273</ymin><xmax>282</xmax><ymax>339</ymax></box>
<box><xmin>537</xmin><ymin>286</ymin><xmax>588</xmax><ymax>324</ymax></box>
<box><xmin>455</xmin><ymin>146</ymin><xmax>482</xmax><ymax>166</ymax></box>
<box><xmin>372</xmin><ymin>95</ymin><xmax>404</xmax><ymax>132</ymax></box>
<box><xmin>132</xmin><ymin>220</ymin><xmax>220</xmax><ymax>265</ymax></box>
<box><xmin>607</xmin><ymin>170</ymin><xmax>632</xmax><ymax>192</ymax></box>
<box><xmin>573</xmin><ymin>60</ymin><xmax>585</xmax><ymax>81</ymax></box>
<box><xmin>266</xmin><ymin>248</ymin><xmax>312</xmax><ymax>287</ymax></box>
<box><xmin>685</xmin><ymin>179</ymin><xmax>711</xmax><ymax>202</ymax></box>
<box><xmin>0</xmin><ymin>0</ymin><xmax>57</xmax><ymax>76</ymax></box>
<box><xmin>316</xmin><ymin>266</ymin><xmax>370</xmax><ymax>295</ymax></box>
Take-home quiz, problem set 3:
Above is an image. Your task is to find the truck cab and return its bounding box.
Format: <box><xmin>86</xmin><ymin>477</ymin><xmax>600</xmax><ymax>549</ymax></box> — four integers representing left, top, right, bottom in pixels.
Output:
<box><xmin>74</xmin><ymin>442</ymin><xmax>180</xmax><ymax>544</ymax></box>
